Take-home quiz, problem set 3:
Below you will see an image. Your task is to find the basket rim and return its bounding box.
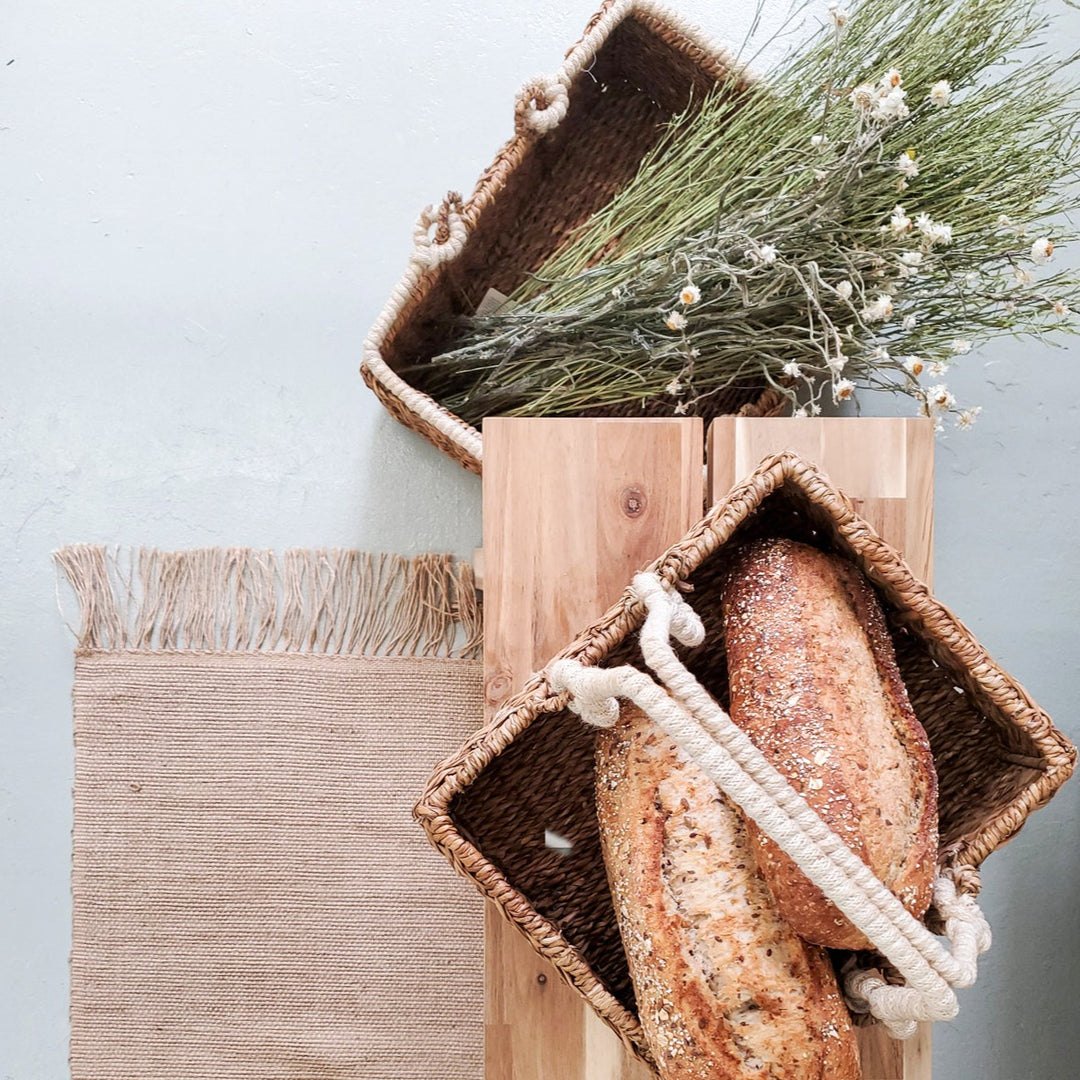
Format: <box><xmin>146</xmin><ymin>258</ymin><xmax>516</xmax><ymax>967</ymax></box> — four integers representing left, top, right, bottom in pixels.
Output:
<box><xmin>361</xmin><ymin>0</ymin><xmax>753</xmax><ymax>475</ymax></box>
<box><xmin>416</xmin><ymin>449</ymin><xmax>1076</xmax><ymax>1047</ymax></box>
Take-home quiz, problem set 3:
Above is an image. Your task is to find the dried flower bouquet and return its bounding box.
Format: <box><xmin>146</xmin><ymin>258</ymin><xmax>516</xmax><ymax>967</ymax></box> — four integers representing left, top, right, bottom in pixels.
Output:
<box><xmin>421</xmin><ymin>0</ymin><xmax>1080</xmax><ymax>430</ymax></box>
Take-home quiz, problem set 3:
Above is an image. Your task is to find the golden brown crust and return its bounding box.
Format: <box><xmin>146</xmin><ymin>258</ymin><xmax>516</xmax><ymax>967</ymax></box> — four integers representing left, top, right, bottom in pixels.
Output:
<box><xmin>596</xmin><ymin>704</ymin><xmax>860</xmax><ymax>1080</ymax></box>
<box><xmin>721</xmin><ymin>537</ymin><xmax>938</xmax><ymax>950</ymax></box>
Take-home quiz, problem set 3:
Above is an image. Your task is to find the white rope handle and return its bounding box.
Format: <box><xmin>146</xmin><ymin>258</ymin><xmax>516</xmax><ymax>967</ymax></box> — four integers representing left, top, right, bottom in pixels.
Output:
<box><xmin>512</xmin><ymin>0</ymin><xmax>737</xmax><ymax>137</ymax></box>
<box><xmin>549</xmin><ymin>572</ymin><xmax>990</xmax><ymax>1038</ymax></box>
<box><xmin>411</xmin><ymin>195</ymin><xmax>468</xmax><ymax>269</ymax></box>
<box><xmin>515</xmin><ymin>76</ymin><xmax>571</xmax><ymax>134</ymax></box>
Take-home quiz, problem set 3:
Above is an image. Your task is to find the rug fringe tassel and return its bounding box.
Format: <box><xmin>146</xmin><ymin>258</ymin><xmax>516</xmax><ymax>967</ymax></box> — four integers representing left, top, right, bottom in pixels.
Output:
<box><xmin>54</xmin><ymin>546</ymin><xmax>483</xmax><ymax>659</ymax></box>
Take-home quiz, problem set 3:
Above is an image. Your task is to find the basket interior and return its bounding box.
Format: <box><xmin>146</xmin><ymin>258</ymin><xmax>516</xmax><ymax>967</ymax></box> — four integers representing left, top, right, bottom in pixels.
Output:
<box><xmin>382</xmin><ymin>16</ymin><xmax>769</xmax><ymax>423</ymax></box>
<box><xmin>450</xmin><ymin>480</ymin><xmax>1047</xmax><ymax>1018</ymax></box>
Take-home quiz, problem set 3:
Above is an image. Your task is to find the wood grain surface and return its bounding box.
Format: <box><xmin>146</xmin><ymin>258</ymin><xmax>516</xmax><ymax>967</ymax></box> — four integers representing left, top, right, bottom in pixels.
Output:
<box><xmin>482</xmin><ymin>418</ymin><xmax>704</xmax><ymax>1080</ymax></box>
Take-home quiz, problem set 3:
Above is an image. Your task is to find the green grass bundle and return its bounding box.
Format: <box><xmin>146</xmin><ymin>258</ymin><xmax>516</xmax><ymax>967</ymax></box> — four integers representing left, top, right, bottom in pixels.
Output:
<box><xmin>421</xmin><ymin>0</ymin><xmax>1080</xmax><ymax>430</ymax></box>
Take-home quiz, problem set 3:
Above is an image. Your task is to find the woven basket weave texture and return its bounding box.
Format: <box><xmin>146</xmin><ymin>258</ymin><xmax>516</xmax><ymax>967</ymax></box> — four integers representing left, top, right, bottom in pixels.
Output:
<box><xmin>362</xmin><ymin>1</ymin><xmax>784</xmax><ymax>476</ymax></box>
<box><xmin>415</xmin><ymin>451</ymin><xmax>1076</xmax><ymax>1062</ymax></box>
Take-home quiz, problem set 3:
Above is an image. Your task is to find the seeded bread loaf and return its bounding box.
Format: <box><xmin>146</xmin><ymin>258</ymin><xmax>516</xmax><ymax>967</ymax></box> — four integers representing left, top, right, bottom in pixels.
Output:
<box><xmin>595</xmin><ymin>703</ymin><xmax>861</xmax><ymax>1080</ymax></box>
<box><xmin>720</xmin><ymin>537</ymin><xmax>938</xmax><ymax>951</ymax></box>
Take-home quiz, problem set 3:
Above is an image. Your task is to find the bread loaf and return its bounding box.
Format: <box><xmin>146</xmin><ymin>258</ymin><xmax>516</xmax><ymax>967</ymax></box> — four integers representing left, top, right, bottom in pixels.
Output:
<box><xmin>596</xmin><ymin>703</ymin><xmax>860</xmax><ymax>1080</ymax></box>
<box><xmin>720</xmin><ymin>537</ymin><xmax>938</xmax><ymax>950</ymax></box>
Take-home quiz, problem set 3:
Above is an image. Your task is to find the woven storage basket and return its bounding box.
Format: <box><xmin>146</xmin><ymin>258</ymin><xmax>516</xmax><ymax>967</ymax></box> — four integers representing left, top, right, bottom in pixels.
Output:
<box><xmin>416</xmin><ymin>450</ymin><xmax>1076</xmax><ymax>1063</ymax></box>
<box><xmin>362</xmin><ymin>0</ymin><xmax>785</xmax><ymax>476</ymax></box>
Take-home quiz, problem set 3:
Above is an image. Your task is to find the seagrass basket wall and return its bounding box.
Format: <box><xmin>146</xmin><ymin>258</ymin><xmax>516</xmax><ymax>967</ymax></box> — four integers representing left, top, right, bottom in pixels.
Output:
<box><xmin>362</xmin><ymin>0</ymin><xmax>784</xmax><ymax>476</ymax></box>
<box><xmin>415</xmin><ymin>451</ymin><xmax>1076</xmax><ymax>1062</ymax></box>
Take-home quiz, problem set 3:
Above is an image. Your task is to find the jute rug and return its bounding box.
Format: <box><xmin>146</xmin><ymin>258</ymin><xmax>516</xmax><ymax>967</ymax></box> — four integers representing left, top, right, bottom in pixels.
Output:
<box><xmin>57</xmin><ymin>546</ymin><xmax>485</xmax><ymax>1080</ymax></box>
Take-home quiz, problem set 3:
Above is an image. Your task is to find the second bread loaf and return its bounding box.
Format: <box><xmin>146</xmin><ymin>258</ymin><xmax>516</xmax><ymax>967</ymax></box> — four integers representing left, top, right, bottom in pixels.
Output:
<box><xmin>720</xmin><ymin>536</ymin><xmax>938</xmax><ymax>950</ymax></box>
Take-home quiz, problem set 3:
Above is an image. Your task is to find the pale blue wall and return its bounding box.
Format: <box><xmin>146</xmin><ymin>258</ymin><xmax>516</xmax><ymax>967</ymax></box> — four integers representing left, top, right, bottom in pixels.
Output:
<box><xmin>2</xmin><ymin>2</ymin><xmax>1077</xmax><ymax>1076</ymax></box>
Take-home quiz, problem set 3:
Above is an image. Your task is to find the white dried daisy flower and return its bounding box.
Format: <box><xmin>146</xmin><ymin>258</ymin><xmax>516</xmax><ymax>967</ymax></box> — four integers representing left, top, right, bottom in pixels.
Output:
<box><xmin>833</xmin><ymin>378</ymin><xmax>856</xmax><ymax>402</ymax></box>
<box><xmin>904</xmin><ymin>356</ymin><xmax>925</xmax><ymax>376</ymax></box>
<box><xmin>828</xmin><ymin>354</ymin><xmax>848</xmax><ymax>373</ymax></box>
<box><xmin>755</xmin><ymin>243</ymin><xmax>778</xmax><ymax>265</ymax></box>
<box><xmin>679</xmin><ymin>283</ymin><xmax>701</xmax><ymax>305</ymax></box>
<box><xmin>1031</xmin><ymin>236</ymin><xmax>1055</xmax><ymax>264</ymax></box>
<box><xmin>794</xmin><ymin>406</ymin><xmax>810</xmax><ymax>418</ymax></box>
<box><xmin>782</xmin><ymin>361</ymin><xmax>802</xmax><ymax>377</ymax></box>
<box><xmin>673</xmin><ymin>401</ymin><xmax>688</xmax><ymax>415</ymax></box>
<box><xmin>813</xmin><ymin>168</ymin><xmax>828</xmax><ymax>180</ymax></box>
<box><xmin>873</xmin><ymin>86</ymin><xmax>910</xmax><ymax>122</ymax></box>
<box><xmin>810</xmin><ymin>133</ymin><xmax>828</xmax><ymax>147</ymax></box>
<box><xmin>862</xmin><ymin>294</ymin><xmax>894</xmax><ymax>322</ymax></box>
<box><xmin>915</xmin><ymin>213</ymin><xmax>953</xmax><ymax>247</ymax></box>
<box><xmin>929</xmin><ymin>361</ymin><xmax>949</xmax><ymax>377</ymax></box>
<box><xmin>881</xmin><ymin>69</ymin><xmax>904</xmax><ymax>90</ymax></box>
<box><xmin>836</xmin><ymin>279</ymin><xmax>854</xmax><ymax>300</ymax></box>
<box><xmin>900</xmin><ymin>251</ymin><xmax>924</xmax><ymax>267</ymax></box>
<box><xmin>950</xmin><ymin>338</ymin><xmax>973</xmax><ymax>354</ymax></box>
<box><xmin>928</xmin><ymin>383</ymin><xmax>956</xmax><ymax>411</ymax></box>
<box><xmin>929</xmin><ymin>79</ymin><xmax>952</xmax><ymax>107</ymax></box>
<box><xmin>851</xmin><ymin>83</ymin><xmax>877</xmax><ymax>112</ymax></box>
<box><xmin>902</xmin><ymin>313</ymin><xmax>918</xmax><ymax>330</ymax></box>
<box><xmin>956</xmin><ymin>407</ymin><xmax>982</xmax><ymax>430</ymax></box>
<box><xmin>1004</xmin><ymin>300</ymin><xmax>1018</xmax><ymax>314</ymax></box>
<box><xmin>896</xmin><ymin>151</ymin><xmax>920</xmax><ymax>179</ymax></box>
<box><xmin>829</xmin><ymin>3</ymin><xmax>849</xmax><ymax>29</ymax></box>
<box><xmin>1053</xmin><ymin>299</ymin><xmax>1070</xmax><ymax>317</ymax></box>
<box><xmin>665</xmin><ymin>378</ymin><xmax>683</xmax><ymax>396</ymax></box>
<box><xmin>996</xmin><ymin>213</ymin><xmax>1013</xmax><ymax>230</ymax></box>
<box><xmin>1014</xmin><ymin>266</ymin><xmax>1034</xmax><ymax>285</ymax></box>
<box><xmin>810</xmin><ymin>402</ymin><xmax>823</xmax><ymax>416</ymax></box>
<box><xmin>890</xmin><ymin>205</ymin><xmax>913</xmax><ymax>235</ymax></box>
<box><xmin>664</xmin><ymin>310</ymin><xmax>688</xmax><ymax>332</ymax></box>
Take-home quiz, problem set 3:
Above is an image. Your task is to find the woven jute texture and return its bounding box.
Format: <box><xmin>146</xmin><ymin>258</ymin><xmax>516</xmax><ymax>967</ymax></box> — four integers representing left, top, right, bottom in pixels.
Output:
<box><xmin>60</xmin><ymin>547</ymin><xmax>484</xmax><ymax>1080</ymax></box>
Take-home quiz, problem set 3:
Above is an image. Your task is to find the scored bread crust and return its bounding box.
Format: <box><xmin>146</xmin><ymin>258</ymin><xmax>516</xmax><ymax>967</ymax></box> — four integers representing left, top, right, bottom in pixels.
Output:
<box><xmin>596</xmin><ymin>704</ymin><xmax>860</xmax><ymax>1080</ymax></box>
<box><xmin>720</xmin><ymin>537</ymin><xmax>938</xmax><ymax>951</ymax></box>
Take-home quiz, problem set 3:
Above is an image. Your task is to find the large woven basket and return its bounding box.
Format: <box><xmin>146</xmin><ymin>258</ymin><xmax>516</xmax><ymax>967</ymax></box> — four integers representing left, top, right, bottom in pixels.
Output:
<box><xmin>362</xmin><ymin>1</ymin><xmax>785</xmax><ymax>476</ymax></box>
<box><xmin>416</xmin><ymin>451</ymin><xmax>1076</xmax><ymax>1063</ymax></box>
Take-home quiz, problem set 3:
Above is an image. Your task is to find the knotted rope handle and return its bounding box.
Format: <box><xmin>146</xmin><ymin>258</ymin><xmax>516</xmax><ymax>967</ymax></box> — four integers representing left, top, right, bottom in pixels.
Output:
<box><xmin>549</xmin><ymin>572</ymin><xmax>991</xmax><ymax>1039</ymax></box>
<box><xmin>411</xmin><ymin>192</ymin><xmax>468</xmax><ymax>270</ymax></box>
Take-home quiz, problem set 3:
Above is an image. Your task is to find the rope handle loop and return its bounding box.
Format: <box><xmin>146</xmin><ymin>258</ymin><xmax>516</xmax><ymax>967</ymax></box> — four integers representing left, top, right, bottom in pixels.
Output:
<box><xmin>513</xmin><ymin>0</ymin><xmax>633</xmax><ymax>137</ymax></box>
<box><xmin>515</xmin><ymin>75</ymin><xmax>571</xmax><ymax>135</ymax></box>
<box><xmin>411</xmin><ymin>191</ymin><xmax>468</xmax><ymax>270</ymax></box>
<box><xmin>548</xmin><ymin>571</ymin><xmax>991</xmax><ymax>1038</ymax></box>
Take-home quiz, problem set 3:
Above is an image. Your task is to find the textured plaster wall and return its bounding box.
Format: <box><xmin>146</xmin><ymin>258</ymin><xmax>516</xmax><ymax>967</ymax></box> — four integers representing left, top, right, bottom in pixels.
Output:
<box><xmin>2</xmin><ymin>1</ymin><xmax>1077</xmax><ymax>1077</ymax></box>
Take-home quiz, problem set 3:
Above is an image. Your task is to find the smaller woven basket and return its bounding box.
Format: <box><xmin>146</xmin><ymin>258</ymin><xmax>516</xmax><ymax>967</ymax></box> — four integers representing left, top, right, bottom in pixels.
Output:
<box><xmin>416</xmin><ymin>450</ymin><xmax>1076</xmax><ymax>1063</ymax></box>
<box><xmin>362</xmin><ymin>0</ymin><xmax>785</xmax><ymax>476</ymax></box>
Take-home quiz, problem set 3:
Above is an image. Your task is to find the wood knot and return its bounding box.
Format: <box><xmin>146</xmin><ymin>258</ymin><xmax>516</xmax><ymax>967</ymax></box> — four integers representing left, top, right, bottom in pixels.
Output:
<box><xmin>620</xmin><ymin>485</ymin><xmax>647</xmax><ymax>518</ymax></box>
<box><xmin>485</xmin><ymin>670</ymin><xmax>512</xmax><ymax>707</ymax></box>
